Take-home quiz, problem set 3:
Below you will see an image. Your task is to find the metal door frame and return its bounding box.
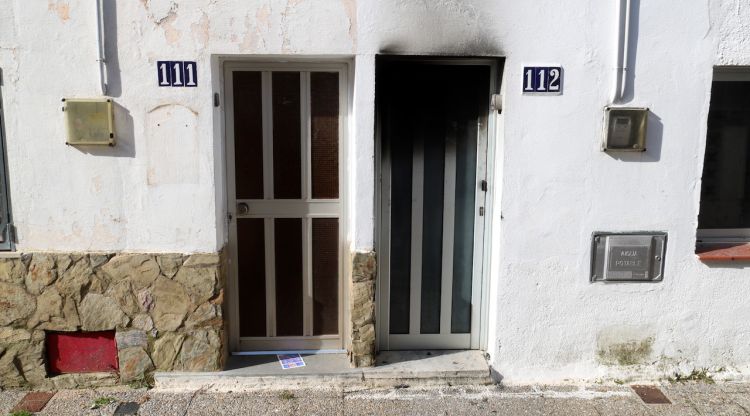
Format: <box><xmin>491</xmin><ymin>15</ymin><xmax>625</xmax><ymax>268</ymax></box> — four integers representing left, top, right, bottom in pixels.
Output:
<box><xmin>375</xmin><ymin>57</ymin><xmax>500</xmax><ymax>351</ymax></box>
<box><xmin>223</xmin><ymin>60</ymin><xmax>350</xmax><ymax>352</ymax></box>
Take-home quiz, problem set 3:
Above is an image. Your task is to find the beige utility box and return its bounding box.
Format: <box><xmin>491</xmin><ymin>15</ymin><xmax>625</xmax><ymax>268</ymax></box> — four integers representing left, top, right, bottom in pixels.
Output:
<box><xmin>63</xmin><ymin>98</ymin><xmax>115</xmax><ymax>146</ymax></box>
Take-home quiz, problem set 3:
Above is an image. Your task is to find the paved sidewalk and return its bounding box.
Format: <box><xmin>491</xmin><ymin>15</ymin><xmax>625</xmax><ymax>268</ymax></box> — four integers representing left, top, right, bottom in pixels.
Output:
<box><xmin>2</xmin><ymin>382</ymin><xmax>750</xmax><ymax>415</ymax></box>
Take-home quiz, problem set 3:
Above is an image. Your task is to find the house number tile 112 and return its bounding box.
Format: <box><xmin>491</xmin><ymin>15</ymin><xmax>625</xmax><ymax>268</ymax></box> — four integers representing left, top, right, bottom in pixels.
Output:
<box><xmin>523</xmin><ymin>66</ymin><xmax>562</xmax><ymax>95</ymax></box>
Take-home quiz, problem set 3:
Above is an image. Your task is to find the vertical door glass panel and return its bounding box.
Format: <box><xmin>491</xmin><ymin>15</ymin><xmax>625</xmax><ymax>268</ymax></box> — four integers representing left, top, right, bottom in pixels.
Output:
<box><xmin>451</xmin><ymin>84</ymin><xmax>480</xmax><ymax>334</ymax></box>
<box><xmin>388</xmin><ymin>126</ymin><xmax>413</xmax><ymax>335</ymax></box>
<box><xmin>275</xmin><ymin>218</ymin><xmax>303</xmax><ymax>336</ymax></box>
<box><xmin>312</xmin><ymin>218</ymin><xmax>339</xmax><ymax>335</ymax></box>
<box><xmin>273</xmin><ymin>72</ymin><xmax>302</xmax><ymax>199</ymax></box>
<box><xmin>237</xmin><ymin>218</ymin><xmax>266</xmax><ymax>337</ymax></box>
<box><xmin>311</xmin><ymin>72</ymin><xmax>340</xmax><ymax>199</ymax></box>
<box><xmin>420</xmin><ymin>125</ymin><xmax>445</xmax><ymax>334</ymax></box>
<box><xmin>233</xmin><ymin>71</ymin><xmax>264</xmax><ymax>199</ymax></box>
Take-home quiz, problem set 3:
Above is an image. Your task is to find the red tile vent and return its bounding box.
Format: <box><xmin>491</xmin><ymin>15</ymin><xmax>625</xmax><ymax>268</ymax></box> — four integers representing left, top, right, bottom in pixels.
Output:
<box><xmin>11</xmin><ymin>392</ymin><xmax>56</xmax><ymax>413</ymax></box>
<box><xmin>631</xmin><ymin>385</ymin><xmax>672</xmax><ymax>404</ymax></box>
<box><xmin>46</xmin><ymin>331</ymin><xmax>119</xmax><ymax>374</ymax></box>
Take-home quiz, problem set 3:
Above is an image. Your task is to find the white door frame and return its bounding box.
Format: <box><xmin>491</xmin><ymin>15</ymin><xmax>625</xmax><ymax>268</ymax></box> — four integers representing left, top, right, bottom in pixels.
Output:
<box><xmin>223</xmin><ymin>60</ymin><xmax>351</xmax><ymax>352</ymax></box>
<box><xmin>375</xmin><ymin>58</ymin><xmax>500</xmax><ymax>351</ymax></box>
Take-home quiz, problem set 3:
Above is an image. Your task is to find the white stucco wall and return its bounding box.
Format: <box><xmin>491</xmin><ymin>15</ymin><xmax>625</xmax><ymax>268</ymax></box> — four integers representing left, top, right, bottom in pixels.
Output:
<box><xmin>2</xmin><ymin>0</ymin><xmax>750</xmax><ymax>382</ymax></box>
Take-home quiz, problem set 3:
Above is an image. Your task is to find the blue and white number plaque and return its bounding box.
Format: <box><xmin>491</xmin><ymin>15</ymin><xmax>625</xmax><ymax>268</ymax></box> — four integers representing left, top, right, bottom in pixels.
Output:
<box><xmin>523</xmin><ymin>66</ymin><xmax>562</xmax><ymax>95</ymax></box>
<box><xmin>157</xmin><ymin>61</ymin><xmax>198</xmax><ymax>87</ymax></box>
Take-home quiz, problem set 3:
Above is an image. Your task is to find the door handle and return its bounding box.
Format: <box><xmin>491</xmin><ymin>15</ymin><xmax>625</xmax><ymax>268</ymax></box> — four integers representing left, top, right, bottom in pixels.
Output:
<box><xmin>237</xmin><ymin>202</ymin><xmax>249</xmax><ymax>216</ymax></box>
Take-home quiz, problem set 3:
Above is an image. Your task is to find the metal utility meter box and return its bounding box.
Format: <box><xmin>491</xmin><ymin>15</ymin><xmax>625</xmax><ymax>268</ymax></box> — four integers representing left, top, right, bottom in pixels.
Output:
<box><xmin>590</xmin><ymin>232</ymin><xmax>667</xmax><ymax>282</ymax></box>
<box><xmin>602</xmin><ymin>107</ymin><xmax>648</xmax><ymax>152</ymax></box>
<box><xmin>63</xmin><ymin>98</ymin><xmax>115</xmax><ymax>146</ymax></box>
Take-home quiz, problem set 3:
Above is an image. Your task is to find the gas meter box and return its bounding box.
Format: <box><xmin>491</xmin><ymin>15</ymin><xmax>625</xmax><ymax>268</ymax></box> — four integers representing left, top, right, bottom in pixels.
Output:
<box><xmin>602</xmin><ymin>107</ymin><xmax>648</xmax><ymax>152</ymax></box>
<box><xmin>590</xmin><ymin>232</ymin><xmax>667</xmax><ymax>282</ymax></box>
<box><xmin>63</xmin><ymin>98</ymin><xmax>115</xmax><ymax>146</ymax></box>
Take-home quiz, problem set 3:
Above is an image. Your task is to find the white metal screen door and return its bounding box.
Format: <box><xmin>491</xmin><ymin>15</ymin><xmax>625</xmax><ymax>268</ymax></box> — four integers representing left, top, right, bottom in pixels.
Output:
<box><xmin>225</xmin><ymin>63</ymin><xmax>346</xmax><ymax>351</ymax></box>
<box><xmin>378</xmin><ymin>61</ymin><xmax>491</xmax><ymax>350</ymax></box>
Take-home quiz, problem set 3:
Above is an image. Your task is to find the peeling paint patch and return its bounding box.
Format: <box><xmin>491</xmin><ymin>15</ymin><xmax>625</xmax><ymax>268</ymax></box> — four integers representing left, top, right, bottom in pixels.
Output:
<box><xmin>47</xmin><ymin>0</ymin><xmax>70</xmax><ymax>23</ymax></box>
<box><xmin>240</xmin><ymin>5</ymin><xmax>270</xmax><ymax>52</ymax></box>
<box><xmin>281</xmin><ymin>0</ymin><xmax>305</xmax><ymax>53</ymax></box>
<box><xmin>341</xmin><ymin>0</ymin><xmax>357</xmax><ymax>49</ymax></box>
<box><xmin>191</xmin><ymin>13</ymin><xmax>210</xmax><ymax>49</ymax></box>
<box><xmin>161</xmin><ymin>13</ymin><xmax>181</xmax><ymax>45</ymax></box>
<box><xmin>143</xmin><ymin>0</ymin><xmax>179</xmax><ymax>24</ymax></box>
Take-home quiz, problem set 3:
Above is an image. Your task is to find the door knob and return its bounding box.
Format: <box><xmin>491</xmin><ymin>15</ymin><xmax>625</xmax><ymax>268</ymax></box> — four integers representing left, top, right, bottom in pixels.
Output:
<box><xmin>237</xmin><ymin>202</ymin><xmax>249</xmax><ymax>216</ymax></box>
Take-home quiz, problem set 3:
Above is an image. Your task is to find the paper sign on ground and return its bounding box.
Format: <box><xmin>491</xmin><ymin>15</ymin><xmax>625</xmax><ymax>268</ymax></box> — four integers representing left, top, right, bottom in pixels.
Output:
<box><xmin>277</xmin><ymin>354</ymin><xmax>306</xmax><ymax>369</ymax></box>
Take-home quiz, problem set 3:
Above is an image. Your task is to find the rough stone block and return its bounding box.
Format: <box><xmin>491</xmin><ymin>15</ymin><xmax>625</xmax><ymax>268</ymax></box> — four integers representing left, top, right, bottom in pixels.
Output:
<box><xmin>55</xmin><ymin>259</ymin><xmax>94</xmax><ymax>302</ymax></box>
<box><xmin>89</xmin><ymin>253</ymin><xmax>111</xmax><ymax>269</ymax></box>
<box><xmin>101</xmin><ymin>254</ymin><xmax>160</xmax><ymax>290</ymax></box>
<box><xmin>0</xmin><ymin>258</ymin><xmax>26</xmax><ymax>284</ymax></box>
<box><xmin>116</xmin><ymin>330</ymin><xmax>149</xmax><ymax>349</ymax></box>
<box><xmin>182</xmin><ymin>253</ymin><xmax>221</xmax><ymax>268</ymax></box>
<box><xmin>350</xmin><ymin>251</ymin><xmax>377</xmax><ymax>368</ymax></box>
<box><xmin>27</xmin><ymin>288</ymin><xmax>63</xmax><ymax>329</ymax></box>
<box><xmin>156</xmin><ymin>254</ymin><xmax>184</xmax><ymax>278</ymax></box>
<box><xmin>149</xmin><ymin>277</ymin><xmax>190</xmax><ymax>331</ymax></box>
<box><xmin>152</xmin><ymin>333</ymin><xmax>185</xmax><ymax>371</ymax></box>
<box><xmin>131</xmin><ymin>314</ymin><xmax>154</xmax><ymax>332</ymax></box>
<box><xmin>174</xmin><ymin>266</ymin><xmax>217</xmax><ymax>305</ymax></box>
<box><xmin>79</xmin><ymin>293</ymin><xmax>129</xmax><ymax>331</ymax></box>
<box><xmin>0</xmin><ymin>282</ymin><xmax>36</xmax><ymax>326</ymax></box>
<box><xmin>118</xmin><ymin>347</ymin><xmax>154</xmax><ymax>382</ymax></box>
<box><xmin>177</xmin><ymin>329</ymin><xmax>221</xmax><ymax>371</ymax></box>
<box><xmin>106</xmin><ymin>280</ymin><xmax>140</xmax><ymax>317</ymax></box>
<box><xmin>352</xmin><ymin>252</ymin><xmax>376</xmax><ymax>283</ymax></box>
<box><xmin>185</xmin><ymin>303</ymin><xmax>221</xmax><ymax>328</ymax></box>
<box><xmin>25</xmin><ymin>254</ymin><xmax>57</xmax><ymax>295</ymax></box>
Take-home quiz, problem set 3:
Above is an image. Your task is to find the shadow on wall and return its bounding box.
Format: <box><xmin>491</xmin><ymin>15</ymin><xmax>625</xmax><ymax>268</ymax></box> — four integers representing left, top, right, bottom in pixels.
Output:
<box><xmin>103</xmin><ymin>0</ymin><xmax>122</xmax><ymax>98</ymax></box>
<box><xmin>70</xmin><ymin>101</ymin><xmax>135</xmax><ymax>158</ymax></box>
<box><xmin>605</xmin><ymin>111</ymin><xmax>663</xmax><ymax>163</ymax></box>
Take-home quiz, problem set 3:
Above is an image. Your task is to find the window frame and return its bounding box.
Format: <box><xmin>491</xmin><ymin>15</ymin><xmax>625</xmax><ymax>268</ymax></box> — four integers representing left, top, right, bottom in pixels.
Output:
<box><xmin>697</xmin><ymin>67</ymin><xmax>750</xmax><ymax>243</ymax></box>
<box><xmin>0</xmin><ymin>70</ymin><xmax>14</xmax><ymax>251</ymax></box>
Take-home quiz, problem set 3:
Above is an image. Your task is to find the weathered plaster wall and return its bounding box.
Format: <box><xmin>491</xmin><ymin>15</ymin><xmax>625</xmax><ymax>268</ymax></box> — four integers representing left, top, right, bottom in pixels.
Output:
<box><xmin>488</xmin><ymin>0</ymin><xmax>750</xmax><ymax>384</ymax></box>
<box><xmin>1</xmin><ymin>0</ymin><xmax>750</xmax><ymax>383</ymax></box>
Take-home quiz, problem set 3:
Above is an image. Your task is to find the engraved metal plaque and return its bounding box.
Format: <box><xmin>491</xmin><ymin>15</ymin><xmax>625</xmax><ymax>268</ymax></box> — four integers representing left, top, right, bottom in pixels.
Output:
<box><xmin>591</xmin><ymin>232</ymin><xmax>666</xmax><ymax>282</ymax></box>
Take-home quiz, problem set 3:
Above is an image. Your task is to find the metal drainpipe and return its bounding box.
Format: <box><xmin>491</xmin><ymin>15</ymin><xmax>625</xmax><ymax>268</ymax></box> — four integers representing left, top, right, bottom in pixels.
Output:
<box><xmin>96</xmin><ymin>0</ymin><xmax>108</xmax><ymax>96</ymax></box>
<box><xmin>612</xmin><ymin>0</ymin><xmax>631</xmax><ymax>103</ymax></box>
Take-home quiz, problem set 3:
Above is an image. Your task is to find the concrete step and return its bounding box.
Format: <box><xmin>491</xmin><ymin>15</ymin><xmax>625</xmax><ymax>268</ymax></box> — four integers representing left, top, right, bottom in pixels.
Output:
<box><xmin>154</xmin><ymin>350</ymin><xmax>492</xmax><ymax>391</ymax></box>
<box><xmin>363</xmin><ymin>350</ymin><xmax>493</xmax><ymax>387</ymax></box>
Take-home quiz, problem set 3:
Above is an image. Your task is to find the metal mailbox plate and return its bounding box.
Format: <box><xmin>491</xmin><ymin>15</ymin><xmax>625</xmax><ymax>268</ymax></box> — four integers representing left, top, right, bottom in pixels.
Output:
<box><xmin>591</xmin><ymin>232</ymin><xmax>666</xmax><ymax>282</ymax></box>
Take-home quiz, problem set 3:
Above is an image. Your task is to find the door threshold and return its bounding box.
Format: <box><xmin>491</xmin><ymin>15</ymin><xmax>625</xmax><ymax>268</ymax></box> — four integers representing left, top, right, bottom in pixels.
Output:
<box><xmin>154</xmin><ymin>350</ymin><xmax>493</xmax><ymax>391</ymax></box>
<box><xmin>231</xmin><ymin>349</ymin><xmax>347</xmax><ymax>356</ymax></box>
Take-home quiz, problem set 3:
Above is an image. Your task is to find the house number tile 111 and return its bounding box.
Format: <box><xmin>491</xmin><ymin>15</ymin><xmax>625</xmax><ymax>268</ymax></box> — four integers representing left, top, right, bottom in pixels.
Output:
<box><xmin>523</xmin><ymin>66</ymin><xmax>562</xmax><ymax>95</ymax></box>
<box><xmin>157</xmin><ymin>61</ymin><xmax>198</xmax><ymax>87</ymax></box>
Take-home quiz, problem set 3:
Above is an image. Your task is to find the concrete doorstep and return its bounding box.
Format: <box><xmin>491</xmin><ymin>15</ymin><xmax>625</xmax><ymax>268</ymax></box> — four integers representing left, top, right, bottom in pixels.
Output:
<box><xmin>154</xmin><ymin>350</ymin><xmax>493</xmax><ymax>391</ymax></box>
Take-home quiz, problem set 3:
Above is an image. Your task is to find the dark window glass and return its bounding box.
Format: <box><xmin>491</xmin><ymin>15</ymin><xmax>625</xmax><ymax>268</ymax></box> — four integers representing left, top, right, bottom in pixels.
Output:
<box><xmin>312</xmin><ymin>218</ymin><xmax>339</xmax><ymax>335</ymax></box>
<box><xmin>698</xmin><ymin>80</ymin><xmax>750</xmax><ymax>229</ymax></box>
<box><xmin>237</xmin><ymin>218</ymin><xmax>266</xmax><ymax>337</ymax></box>
<box><xmin>233</xmin><ymin>72</ymin><xmax>264</xmax><ymax>199</ymax></box>
<box><xmin>311</xmin><ymin>72</ymin><xmax>340</xmax><ymax>199</ymax></box>
<box><xmin>275</xmin><ymin>218</ymin><xmax>303</xmax><ymax>336</ymax></box>
<box><xmin>273</xmin><ymin>72</ymin><xmax>302</xmax><ymax>199</ymax></box>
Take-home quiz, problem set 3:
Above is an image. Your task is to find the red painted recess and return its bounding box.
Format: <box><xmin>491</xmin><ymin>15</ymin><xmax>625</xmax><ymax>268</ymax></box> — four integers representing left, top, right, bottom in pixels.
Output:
<box><xmin>46</xmin><ymin>331</ymin><xmax>119</xmax><ymax>374</ymax></box>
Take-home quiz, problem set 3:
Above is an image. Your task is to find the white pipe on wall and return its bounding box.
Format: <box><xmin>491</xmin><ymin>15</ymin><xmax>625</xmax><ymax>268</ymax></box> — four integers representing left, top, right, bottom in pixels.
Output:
<box><xmin>96</xmin><ymin>0</ymin><xmax>108</xmax><ymax>96</ymax></box>
<box><xmin>611</xmin><ymin>0</ymin><xmax>631</xmax><ymax>103</ymax></box>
